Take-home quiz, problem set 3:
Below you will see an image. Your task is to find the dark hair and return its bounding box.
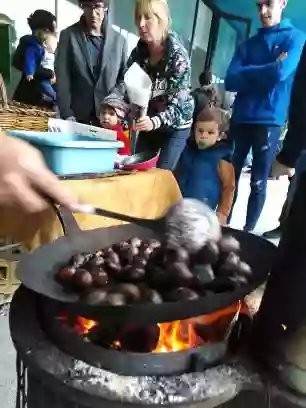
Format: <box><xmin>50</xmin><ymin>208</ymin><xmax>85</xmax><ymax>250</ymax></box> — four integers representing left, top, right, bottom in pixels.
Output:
<box><xmin>27</xmin><ymin>10</ymin><xmax>56</xmax><ymax>32</ymax></box>
<box><xmin>79</xmin><ymin>0</ymin><xmax>109</xmax><ymax>6</ymax></box>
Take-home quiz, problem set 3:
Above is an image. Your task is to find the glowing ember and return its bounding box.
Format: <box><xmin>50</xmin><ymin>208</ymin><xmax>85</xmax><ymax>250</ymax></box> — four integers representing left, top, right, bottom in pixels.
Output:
<box><xmin>59</xmin><ymin>314</ymin><xmax>97</xmax><ymax>335</ymax></box>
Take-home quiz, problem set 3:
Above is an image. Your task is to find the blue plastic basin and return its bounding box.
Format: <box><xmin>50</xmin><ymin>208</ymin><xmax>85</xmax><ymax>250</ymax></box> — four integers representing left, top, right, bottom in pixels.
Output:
<box><xmin>8</xmin><ymin>131</ymin><xmax>124</xmax><ymax>176</ymax></box>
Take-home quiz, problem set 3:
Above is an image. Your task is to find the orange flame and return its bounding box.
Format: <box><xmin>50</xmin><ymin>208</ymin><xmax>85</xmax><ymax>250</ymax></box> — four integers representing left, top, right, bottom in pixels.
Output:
<box><xmin>154</xmin><ymin>320</ymin><xmax>198</xmax><ymax>353</ymax></box>
<box><xmin>153</xmin><ymin>302</ymin><xmax>248</xmax><ymax>353</ymax></box>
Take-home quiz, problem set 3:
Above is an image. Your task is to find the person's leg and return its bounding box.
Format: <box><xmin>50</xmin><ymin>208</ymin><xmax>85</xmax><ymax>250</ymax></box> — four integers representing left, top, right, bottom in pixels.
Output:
<box><xmin>244</xmin><ymin>148</ymin><xmax>253</xmax><ymax>168</ymax></box>
<box><xmin>40</xmin><ymin>80</ymin><xmax>56</xmax><ymax>102</ymax></box>
<box><xmin>245</xmin><ymin>126</ymin><xmax>281</xmax><ymax>232</ymax></box>
<box><xmin>157</xmin><ymin>128</ymin><xmax>190</xmax><ymax>171</ymax></box>
<box><xmin>227</xmin><ymin>124</ymin><xmax>252</xmax><ymax>223</ymax></box>
<box><xmin>285</xmin><ymin>152</ymin><xmax>306</xmax><ymax>212</ymax></box>
<box><xmin>263</xmin><ymin>176</ymin><xmax>293</xmax><ymax>239</ymax></box>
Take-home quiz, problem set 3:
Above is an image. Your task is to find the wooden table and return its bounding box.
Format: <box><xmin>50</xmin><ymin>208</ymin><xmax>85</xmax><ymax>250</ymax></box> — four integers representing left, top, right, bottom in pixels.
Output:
<box><xmin>0</xmin><ymin>169</ymin><xmax>181</xmax><ymax>251</ymax></box>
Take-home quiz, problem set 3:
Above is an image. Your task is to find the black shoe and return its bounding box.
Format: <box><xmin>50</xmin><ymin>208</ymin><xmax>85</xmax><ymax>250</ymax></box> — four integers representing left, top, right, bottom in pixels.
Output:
<box><xmin>263</xmin><ymin>225</ymin><xmax>282</xmax><ymax>239</ymax></box>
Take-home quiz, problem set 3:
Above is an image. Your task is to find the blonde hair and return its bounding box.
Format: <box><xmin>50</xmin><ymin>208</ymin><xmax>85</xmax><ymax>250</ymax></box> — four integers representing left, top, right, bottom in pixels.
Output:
<box><xmin>135</xmin><ymin>0</ymin><xmax>171</xmax><ymax>39</ymax></box>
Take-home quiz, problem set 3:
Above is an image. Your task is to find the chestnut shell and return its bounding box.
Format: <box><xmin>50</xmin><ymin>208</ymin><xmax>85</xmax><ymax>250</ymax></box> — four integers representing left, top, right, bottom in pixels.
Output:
<box><xmin>72</xmin><ymin>269</ymin><xmax>93</xmax><ymax>291</ymax></box>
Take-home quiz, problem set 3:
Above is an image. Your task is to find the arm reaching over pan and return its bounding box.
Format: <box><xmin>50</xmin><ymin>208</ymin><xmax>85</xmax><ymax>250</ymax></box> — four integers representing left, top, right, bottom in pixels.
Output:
<box><xmin>0</xmin><ymin>132</ymin><xmax>78</xmax><ymax>212</ymax></box>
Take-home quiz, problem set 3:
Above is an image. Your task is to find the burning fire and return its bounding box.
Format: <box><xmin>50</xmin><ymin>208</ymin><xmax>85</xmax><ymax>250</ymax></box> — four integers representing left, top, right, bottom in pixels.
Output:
<box><xmin>154</xmin><ymin>302</ymin><xmax>248</xmax><ymax>352</ymax></box>
<box><xmin>154</xmin><ymin>320</ymin><xmax>197</xmax><ymax>352</ymax></box>
<box><xmin>60</xmin><ymin>302</ymin><xmax>248</xmax><ymax>353</ymax></box>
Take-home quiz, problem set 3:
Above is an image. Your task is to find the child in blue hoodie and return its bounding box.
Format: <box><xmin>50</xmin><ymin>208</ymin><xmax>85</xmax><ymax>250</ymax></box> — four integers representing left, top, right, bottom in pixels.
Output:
<box><xmin>24</xmin><ymin>31</ymin><xmax>57</xmax><ymax>105</ymax></box>
<box><xmin>13</xmin><ymin>10</ymin><xmax>57</xmax><ymax>107</ymax></box>
<box><xmin>225</xmin><ymin>0</ymin><xmax>306</xmax><ymax>232</ymax></box>
<box><xmin>175</xmin><ymin>107</ymin><xmax>235</xmax><ymax>226</ymax></box>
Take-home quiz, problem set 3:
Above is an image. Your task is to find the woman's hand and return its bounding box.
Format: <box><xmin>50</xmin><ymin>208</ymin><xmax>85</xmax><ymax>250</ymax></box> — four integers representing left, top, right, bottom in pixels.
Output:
<box><xmin>0</xmin><ymin>133</ymin><xmax>78</xmax><ymax>212</ymax></box>
<box><xmin>135</xmin><ymin>116</ymin><xmax>154</xmax><ymax>132</ymax></box>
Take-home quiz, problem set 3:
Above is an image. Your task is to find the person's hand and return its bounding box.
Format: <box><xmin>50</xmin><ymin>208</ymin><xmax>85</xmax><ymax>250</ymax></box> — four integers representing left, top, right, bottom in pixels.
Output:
<box><xmin>0</xmin><ymin>133</ymin><xmax>78</xmax><ymax>212</ymax></box>
<box><xmin>26</xmin><ymin>75</ymin><xmax>34</xmax><ymax>82</ymax></box>
<box><xmin>50</xmin><ymin>77</ymin><xmax>56</xmax><ymax>85</ymax></box>
<box><xmin>270</xmin><ymin>159</ymin><xmax>295</xmax><ymax>178</ymax></box>
<box><xmin>217</xmin><ymin>212</ymin><xmax>228</xmax><ymax>226</ymax></box>
<box><xmin>277</xmin><ymin>52</ymin><xmax>288</xmax><ymax>63</ymax></box>
<box><xmin>66</xmin><ymin>116</ymin><xmax>76</xmax><ymax>121</ymax></box>
<box><xmin>135</xmin><ymin>116</ymin><xmax>154</xmax><ymax>132</ymax></box>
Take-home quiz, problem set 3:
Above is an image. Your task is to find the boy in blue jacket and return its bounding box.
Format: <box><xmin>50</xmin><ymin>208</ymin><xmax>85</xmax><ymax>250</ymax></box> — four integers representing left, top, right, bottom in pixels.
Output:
<box><xmin>24</xmin><ymin>30</ymin><xmax>57</xmax><ymax>105</ymax></box>
<box><xmin>225</xmin><ymin>0</ymin><xmax>305</xmax><ymax>232</ymax></box>
<box><xmin>175</xmin><ymin>107</ymin><xmax>235</xmax><ymax>226</ymax></box>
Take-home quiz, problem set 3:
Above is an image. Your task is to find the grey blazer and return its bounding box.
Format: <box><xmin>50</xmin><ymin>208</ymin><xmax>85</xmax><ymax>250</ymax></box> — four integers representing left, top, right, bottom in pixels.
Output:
<box><xmin>55</xmin><ymin>20</ymin><xmax>128</xmax><ymax>122</ymax></box>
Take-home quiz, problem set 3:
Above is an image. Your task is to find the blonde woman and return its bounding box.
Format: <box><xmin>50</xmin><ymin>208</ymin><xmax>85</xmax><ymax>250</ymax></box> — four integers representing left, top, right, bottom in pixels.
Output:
<box><xmin>110</xmin><ymin>0</ymin><xmax>194</xmax><ymax>170</ymax></box>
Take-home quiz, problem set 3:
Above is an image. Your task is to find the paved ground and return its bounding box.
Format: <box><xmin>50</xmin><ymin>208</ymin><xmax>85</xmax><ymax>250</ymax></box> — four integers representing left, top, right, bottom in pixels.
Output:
<box><xmin>0</xmin><ymin>174</ymin><xmax>290</xmax><ymax>408</ymax></box>
<box><xmin>0</xmin><ymin>305</ymin><xmax>16</xmax><ymax>408</ymax></box>
<box><xmin>230</xmin><ymin>173</ymin><xmax>289</xmax><ymax>236</ymax></box>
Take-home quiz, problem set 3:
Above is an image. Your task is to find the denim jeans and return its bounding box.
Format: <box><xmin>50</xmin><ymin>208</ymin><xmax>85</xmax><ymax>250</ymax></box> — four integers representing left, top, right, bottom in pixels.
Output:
<box><xmin>41</xmin><ymin>80</ymin><xmax>56</xmax><ymax>103</ymax></box>
<box><xmin>136</xmin><ymin>127</ymin><xmax>191</xmax><ymax>171</ymax></box>
<box><xmin>229</xmin><ymin>124</ymin><xmax>281</xmax><ymax>231</ymax></box>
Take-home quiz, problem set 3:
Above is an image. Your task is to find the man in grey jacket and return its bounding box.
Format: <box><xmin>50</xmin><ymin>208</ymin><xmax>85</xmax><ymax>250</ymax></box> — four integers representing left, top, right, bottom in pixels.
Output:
<box><xmin>55</xmin><ymin>0</ymin><xmax>128</xmax><ymax>125</ymax></box>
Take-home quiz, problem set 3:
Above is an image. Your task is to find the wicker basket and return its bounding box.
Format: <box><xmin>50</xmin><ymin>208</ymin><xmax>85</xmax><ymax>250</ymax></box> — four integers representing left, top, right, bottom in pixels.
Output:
<box><xmin>0</xmin><ymin>73</ymin><xmax>55</xmax><ymax>131</ymax></box>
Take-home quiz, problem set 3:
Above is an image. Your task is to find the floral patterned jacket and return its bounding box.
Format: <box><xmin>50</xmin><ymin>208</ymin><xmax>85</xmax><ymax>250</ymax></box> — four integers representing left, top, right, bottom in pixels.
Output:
<box><xmin>111</xmin><ymin>32</ymin><xmax>194</xmax><ymax>130</ymax></box>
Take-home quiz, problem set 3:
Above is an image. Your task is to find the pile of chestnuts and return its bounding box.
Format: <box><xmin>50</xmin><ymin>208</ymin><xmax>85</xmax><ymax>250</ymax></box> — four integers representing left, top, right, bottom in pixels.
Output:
<box><xmin>55</xmin><ymin>234</ymin><xmax>252</xmax><ymax>306</ymax></box>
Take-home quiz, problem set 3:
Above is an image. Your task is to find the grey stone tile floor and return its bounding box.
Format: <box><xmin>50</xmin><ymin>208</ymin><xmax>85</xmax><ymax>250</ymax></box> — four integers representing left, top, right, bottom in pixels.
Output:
<box><xmin>0</xmin><ymin>174</ymin><xmax>290</xmax><ymax>408</ymax></box>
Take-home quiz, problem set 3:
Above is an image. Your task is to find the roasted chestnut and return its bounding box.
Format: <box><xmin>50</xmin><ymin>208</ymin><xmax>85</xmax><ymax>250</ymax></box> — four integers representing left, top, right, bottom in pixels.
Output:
<box><xmin>148</xmin><ymin>246</ymin><xmax>165</xmax><ymax>265</ymax></box>
<box><xmin>218</xmin><ymin>236</ymin><xmax>240</xmax><ymax>254</ymax></box>
<box><xmin>112</xmin><ymin>241</ymin><xmax>129</xmax><ymax>253</ymax></box>
<box><xmin>72</xmin><ymin>269</ymin><xmax>93</xmax><ymax>291</ymax></box>
<box><xmin>118</xmin><ymin>246</ymin><xmax>135</xmax><ymax>266</ymax></box>
<box><xmin>140</xmin><ymin>285</ymin><xmax>163</xmax><ymax>304</ymax></box>
<box><xmin>129</xmin><ymin>237</ymin><xmax>142</xmax><ymax>248</ymax></box>
<box><xmin>105</xmin><ymin>250</ymin><xmax>121</xmax><ymax>266</ymax></box>
<box><xmin>148</xmin><ymin>267</ymin><xmax>171</xmax><ymax>289</ymax></box>
<box><xmin>167</xmin><ymin>262</ymin><xmax>194</xmax><ymax>285</ymax></box>
<box><xmin>216</xmin><ymin>252</ymin><xmax>240</xmax><ymax>277</ymax></box>
<box><xmin>192</xmin><ymin>264</ymin><xmax>215</xmax><ymax>283</ymax></box>
<box><xmin>164</xmin><ymin>245</ymin><xmax>189</xmax><ymax>264</ymax></box>
<box><xmin>105</xmin><ymin>261</ymin><xmax>122</xmax><ymax>277</ymax></box>
<box><xmin>70</xmin><ymin>253</ymin><xmax>86</xmax><ymax>267</ymax></box>
<box><xmin>146</xmin><ymin>239</ymin><xmax>161</xmax><ymax>250</ymax></box>
<box><xmin>105</xmin><ymin>292</ymin><xmax>126</xmax><ymax>306</ymax></box>
<box><xmin>138</xmin><ymin>245</ymin><xmax>154</xmax><ymax>261</ymax></box>
<box><xmin>229</xmin><ymin>275</ymin><xmax>248</xmax><ymax>287</ymax></box>
<box><xmin>196</xmin><ymin>241</ymin><xmax>219</xmax><ymax>265</ymax></box>
<box><xmin>85</xmin><ymin>255</ymin><xmax>104</xmax><ymax>268</ymax></box>
<box><xmin>133</xmin><ymin>255</ymin><xmax>147</xmax><ymax>268</ymax></box>
<box><xmin>83</xmin><ymin>289</ymin><xmax>108</xmax><ymax>305</ymax></box>
<box><xmin>165</xmin><ymin>287</ymin><xmax>199</xmax><ymax>302</ymax></box>
<box><xmin>90</xmin><ymin>268</ymin><xmax>109</xmax><ymax>287</ymax></box>
<box><xmin>236</xmin><ymin>261</ymin><xmax>252</xmax><ymax>277</ymax></box>
<box><xmin>116</xmin><ymin>283</ymin><xmax>141</xmax><ymax>302</ymax></box>
<box><xmin>56</xmin><ymin>267</ymin><xmax>75</xmax><ymax>284</ymax></box>
<box><xmin>122</xmin><ymin>266</ymin><xmax>146</xmax><ymax>282</ymax></box>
